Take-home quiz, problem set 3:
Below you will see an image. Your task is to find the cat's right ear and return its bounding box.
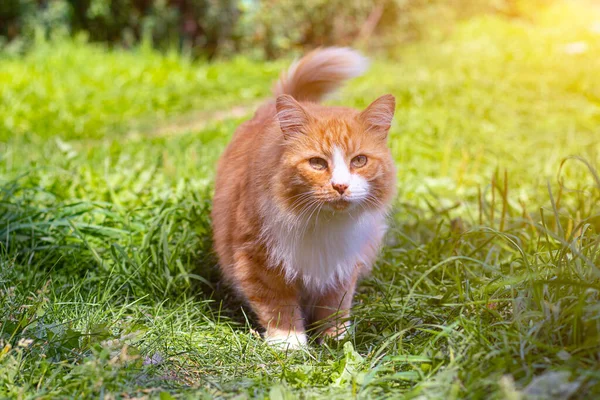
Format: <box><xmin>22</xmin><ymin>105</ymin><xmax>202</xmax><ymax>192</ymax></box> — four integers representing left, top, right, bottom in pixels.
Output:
<box><xmin>276</xmin><ymin>95</ymin><xmax>311</xmax><ymax>138</ymax></box>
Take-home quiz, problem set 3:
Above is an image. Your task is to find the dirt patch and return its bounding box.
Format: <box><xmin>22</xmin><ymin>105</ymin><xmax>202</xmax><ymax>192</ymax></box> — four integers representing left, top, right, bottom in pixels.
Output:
<box><xmin>123</xmin><ymin>101</ymin><xmax>263</xmax><ymax>142</ymax></box>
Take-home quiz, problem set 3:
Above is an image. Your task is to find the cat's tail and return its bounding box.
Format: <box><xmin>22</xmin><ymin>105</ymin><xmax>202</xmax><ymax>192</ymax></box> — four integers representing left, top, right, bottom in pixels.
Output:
<box><xmin>272</xmin><ymin>47</ymin><xmax>369</xmax><ymax>103</ymax></box>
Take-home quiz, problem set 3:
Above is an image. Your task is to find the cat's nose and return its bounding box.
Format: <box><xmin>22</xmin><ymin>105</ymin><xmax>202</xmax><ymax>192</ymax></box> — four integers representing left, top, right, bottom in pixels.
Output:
<box><xmin>332</xmin><ymin>182</ymin><xmax>348</xmax><ymax>195</ymax></box>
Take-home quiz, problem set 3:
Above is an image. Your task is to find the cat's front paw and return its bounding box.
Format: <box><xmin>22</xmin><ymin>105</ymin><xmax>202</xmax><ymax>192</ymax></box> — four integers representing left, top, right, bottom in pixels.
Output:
<box><xmin>265</xmin><ymin>329</ymin><xmax>307</xmax><ymax>350</ymax></box>
<box><xmin>320</xmin><ymin>321</ymin><xmax>351</xmax><ymax>341</ymax></box>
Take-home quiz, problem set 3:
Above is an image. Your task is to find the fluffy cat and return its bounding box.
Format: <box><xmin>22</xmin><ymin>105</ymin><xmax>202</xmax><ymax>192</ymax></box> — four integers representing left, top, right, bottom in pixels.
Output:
<box><xmin>211</xmin><ymin>47</ymin><xmax>396</xmax><ymax>348</ymax></box>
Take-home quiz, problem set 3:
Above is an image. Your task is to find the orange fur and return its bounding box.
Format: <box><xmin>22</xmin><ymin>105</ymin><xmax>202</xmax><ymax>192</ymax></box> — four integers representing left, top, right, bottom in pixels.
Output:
<box><xmin>212</xmin><ymin>47</ymin><xmax>396</xmax><ymax>348</ymax></box>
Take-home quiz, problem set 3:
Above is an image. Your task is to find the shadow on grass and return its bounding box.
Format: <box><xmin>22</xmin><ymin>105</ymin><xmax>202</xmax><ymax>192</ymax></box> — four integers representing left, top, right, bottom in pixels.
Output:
<box><xmin>189</xmin><ymin>247</ymin><xmax>260</xmax><ymax>329</ymax></box>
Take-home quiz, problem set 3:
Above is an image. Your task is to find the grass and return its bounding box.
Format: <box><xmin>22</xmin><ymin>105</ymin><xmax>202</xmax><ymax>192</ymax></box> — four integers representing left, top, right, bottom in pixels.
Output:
<box><xmin>0</xmin><ymin>37</ymin><xmax>283</xmax><ymax>143</ymax></box>
<box><xmin>1</xmin><ymin>1</ymin><xmax>600</xmax><ymax>398</ymax></box>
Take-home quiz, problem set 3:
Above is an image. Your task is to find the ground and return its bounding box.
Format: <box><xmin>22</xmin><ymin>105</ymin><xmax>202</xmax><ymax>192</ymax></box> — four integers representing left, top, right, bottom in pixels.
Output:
<box><xmin>1</xmin><ymin>1</ymin><xmax>600</xmax><ymax>399</ymax></box>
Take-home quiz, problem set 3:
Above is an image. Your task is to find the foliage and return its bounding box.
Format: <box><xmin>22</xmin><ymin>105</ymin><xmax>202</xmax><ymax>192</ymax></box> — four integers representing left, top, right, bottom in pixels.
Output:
<box><xmin>1</xmin><ymin>0</ymin><xmax>547</xmax><ymax>59</ymax></box>
<box><xmin>1</xmin><ymin>1</ymin><xmax>599</xmax><ymax>398</ymax></box>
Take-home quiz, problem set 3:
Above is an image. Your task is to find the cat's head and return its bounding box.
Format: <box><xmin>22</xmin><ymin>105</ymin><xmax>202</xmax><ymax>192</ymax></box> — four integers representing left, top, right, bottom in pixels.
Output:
<box><xmin>275</xmin><ymin>94</ymin><xmax>396</xmax><ymax>216</ymax></box>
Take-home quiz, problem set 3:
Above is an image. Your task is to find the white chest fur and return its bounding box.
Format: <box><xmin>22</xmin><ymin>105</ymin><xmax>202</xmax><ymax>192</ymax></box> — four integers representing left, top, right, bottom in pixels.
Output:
<box><xmin>262</xmin><ymin>209</ymin><xmax>387</xmax><ymax>293</ymax></box>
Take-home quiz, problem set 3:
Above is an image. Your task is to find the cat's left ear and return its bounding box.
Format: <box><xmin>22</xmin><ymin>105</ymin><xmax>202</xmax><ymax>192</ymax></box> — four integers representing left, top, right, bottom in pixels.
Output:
<box><xmin>359</xmin><ymin>94</ymin><xmax>395</xmax><ymax>139</ymax></box>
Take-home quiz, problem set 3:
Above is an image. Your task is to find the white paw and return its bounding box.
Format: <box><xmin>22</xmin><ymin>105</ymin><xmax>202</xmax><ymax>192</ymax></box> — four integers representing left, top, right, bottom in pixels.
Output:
<box><xmin>265</xmin><ymin>330</ymin><xmax>307</xmax><ymax>350</ymax></box>
<box><xmin>322</xmin><ymin>321</ymin><xmax>351</xmax><ymax>341</ymax></box>
<box><xmin>333</xmin><ymin>329</ymin><xmax>347</xmax><ymax>341</ymax></box>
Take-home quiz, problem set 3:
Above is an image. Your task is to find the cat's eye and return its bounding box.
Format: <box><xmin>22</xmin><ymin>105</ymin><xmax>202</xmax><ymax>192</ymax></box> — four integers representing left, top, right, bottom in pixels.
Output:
<box><xmin>351</xmin><ymin>155</ymin><xmax>368</xmax><ymax>168</ymax></box>
<box><xmin>309</xmin><ymin>157</ymin><xmax>328</xmax><ymax>171</ymax></box>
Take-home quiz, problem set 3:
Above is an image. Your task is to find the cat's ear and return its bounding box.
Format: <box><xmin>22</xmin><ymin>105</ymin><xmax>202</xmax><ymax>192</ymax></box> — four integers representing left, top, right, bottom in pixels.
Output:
<box><xmin>359</xmin><ymin>94</ymin><xmax>395</xmax><ymax>139</ymax></box>
<box><xmin>276</xmin><ymin>94</ymin><xmax>311</xmax><ymax>138</ymax></box>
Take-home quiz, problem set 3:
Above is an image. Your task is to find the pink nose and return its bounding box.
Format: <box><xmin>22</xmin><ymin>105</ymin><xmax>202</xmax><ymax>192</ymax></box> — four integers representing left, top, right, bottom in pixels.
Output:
<box><xmin>332</xmin><ymin>182</ymin><xmax>348</xmax><ymax>195</ymax></box>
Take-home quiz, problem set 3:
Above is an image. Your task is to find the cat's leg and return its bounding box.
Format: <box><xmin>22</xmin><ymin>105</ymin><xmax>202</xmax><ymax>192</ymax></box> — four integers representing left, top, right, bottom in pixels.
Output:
<box><xmin>311</xmin><ymin>268</ymin><xmax>360</xmax><ymax>340</ymax></box>
<box><xmin>232</xmin><ymin>251</ymin><xmax>306</xmax><ymax>349</ymax></box>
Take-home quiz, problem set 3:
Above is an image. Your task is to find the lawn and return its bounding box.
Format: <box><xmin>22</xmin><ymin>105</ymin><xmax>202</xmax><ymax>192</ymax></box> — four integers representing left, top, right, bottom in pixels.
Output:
<box><xmin>1</xmin><ymin>1</ymin><xmax>600</xmax><ymax>398</ymax></box>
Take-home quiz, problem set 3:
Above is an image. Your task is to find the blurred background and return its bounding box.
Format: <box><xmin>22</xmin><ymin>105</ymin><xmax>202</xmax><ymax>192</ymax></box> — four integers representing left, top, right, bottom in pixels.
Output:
<box><xmin>1</xmin><ymin>0</ymin><xmax>545</xmax><ymax>59</ymax></box>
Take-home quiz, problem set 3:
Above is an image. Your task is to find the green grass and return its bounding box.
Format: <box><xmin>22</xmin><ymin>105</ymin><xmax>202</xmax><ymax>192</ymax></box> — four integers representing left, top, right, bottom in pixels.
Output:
<box><xmin>1</xmin><ymin>1</ymin><xmax>600</xmax><ymax>398</ymax></box>
<box><xmin>0</xmin><ymin>37</ymin><xmax>283</xmax><ymax>143</ymax></box>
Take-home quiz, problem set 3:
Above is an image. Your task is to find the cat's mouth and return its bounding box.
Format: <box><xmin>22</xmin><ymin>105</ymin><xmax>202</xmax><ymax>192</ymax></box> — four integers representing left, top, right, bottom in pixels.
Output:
<box><xmin>330</xmin><ymin>200</ymin><xmax>350</xmax><ymax>210</ymax></box>
<box><xmin>309</xmin><ymin>192</ymin><xmax>363</xmax><ymax>212</ymax></box>
<box><xmin>325</xmin><ymin>197</ymin><xmax>353</xmax><ymax>211</ymax></box>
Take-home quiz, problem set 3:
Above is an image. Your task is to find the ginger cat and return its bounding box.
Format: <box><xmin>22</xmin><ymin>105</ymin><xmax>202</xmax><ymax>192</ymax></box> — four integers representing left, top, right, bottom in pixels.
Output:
<box><xmin>212</xmin><ymin>47</ymin><xmax>396</xmax><ymax>348</ymax></box>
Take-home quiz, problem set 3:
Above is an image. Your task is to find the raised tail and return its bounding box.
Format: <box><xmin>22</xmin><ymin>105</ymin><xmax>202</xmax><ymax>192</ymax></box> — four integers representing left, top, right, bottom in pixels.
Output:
<box><xmin>272</xmin><ymin>47</ymin><xmax>369</xmax><ymax>103</ymax></box>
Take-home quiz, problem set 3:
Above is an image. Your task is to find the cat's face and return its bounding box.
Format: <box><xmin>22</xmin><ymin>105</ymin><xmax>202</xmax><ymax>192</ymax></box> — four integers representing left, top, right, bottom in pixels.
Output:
<box><xmin>275</xmin><ymin>94</ymin><xmax>396</xmax><ymax>216</ymax></box>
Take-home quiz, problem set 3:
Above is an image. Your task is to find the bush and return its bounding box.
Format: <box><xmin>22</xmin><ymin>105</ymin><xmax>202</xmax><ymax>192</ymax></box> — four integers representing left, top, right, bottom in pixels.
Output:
<box><xmin>0</xmin><ymin>0</ymin><xmax>549</xmax><ymax>59</ymax></box>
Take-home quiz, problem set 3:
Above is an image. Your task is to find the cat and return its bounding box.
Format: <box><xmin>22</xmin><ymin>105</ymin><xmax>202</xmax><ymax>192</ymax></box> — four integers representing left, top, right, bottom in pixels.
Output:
<box><xmin>211</xmin><ymin>47</ymin><xmax>396</xmax><ymax>348</ymax></box>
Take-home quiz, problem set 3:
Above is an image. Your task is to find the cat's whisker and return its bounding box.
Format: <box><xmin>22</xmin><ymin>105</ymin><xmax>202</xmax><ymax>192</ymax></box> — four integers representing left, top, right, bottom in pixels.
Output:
<box><xmin>288</xmin><ymin>197</ymin><xmax>314</xmax><ymax>216</ymax></box>
<box><xmin>314</xmin><ymin>203</ymin><xmax>325</xmax><ymax>229</ymax></box>
<box><xmin>303</xmin><ymin>202</ymin><xmax>323</xmax><ymax>233</ymax></box>
<box><xmin>363</xmin><ymin>195</ymin><xmax>381</xmax><ymax>208</ymax></box>
<box><xmin>293</xmin><ymin>199</ymin><xmax>318</xmax><ymax>225</ymax></box>
<box><xmin>288</xmin><ymin>191</ymin><xmax>315</xmax><ymax>200</ymax></box>
<box><xmin>287</xmin><ymin>194</ymin><xmax>317</xmax><ymax>217</ymax></box>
